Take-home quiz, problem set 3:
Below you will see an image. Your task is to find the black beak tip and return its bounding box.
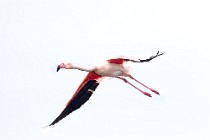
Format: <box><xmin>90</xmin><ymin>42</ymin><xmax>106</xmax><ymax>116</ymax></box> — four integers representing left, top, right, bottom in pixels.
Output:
<box><xmin>56</xmin><ymin>65</ymin><xmax>60</xmax><ymax>72</ymax></box>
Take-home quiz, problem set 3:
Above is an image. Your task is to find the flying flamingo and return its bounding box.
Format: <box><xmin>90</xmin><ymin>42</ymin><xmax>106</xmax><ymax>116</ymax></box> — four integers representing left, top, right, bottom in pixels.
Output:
<box><xmin>48</xmin><ymin>51</ymin><xmax>164</xmax><ymax>126</ymax></box>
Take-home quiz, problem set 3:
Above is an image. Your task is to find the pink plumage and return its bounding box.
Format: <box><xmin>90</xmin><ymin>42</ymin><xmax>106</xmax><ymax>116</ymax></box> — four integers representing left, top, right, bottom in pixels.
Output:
<box><xmin>48</xmin><ymin>51</ymin><xmax>164</xmax><ymax>126</ymax></box>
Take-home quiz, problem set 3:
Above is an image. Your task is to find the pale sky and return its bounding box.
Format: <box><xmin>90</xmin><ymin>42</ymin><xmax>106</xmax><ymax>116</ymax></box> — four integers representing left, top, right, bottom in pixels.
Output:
<box><xmin>1</xmin><ymin>0</ymin><xmax>210</xmax><ymax>140</ymax></box>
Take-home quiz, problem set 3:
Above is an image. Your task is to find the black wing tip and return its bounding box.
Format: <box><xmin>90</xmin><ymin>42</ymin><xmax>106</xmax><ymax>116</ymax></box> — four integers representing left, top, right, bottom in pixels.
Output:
<box><xmin>46</xmin><ymin>80</ymin><xmax>100</xmax><ymax>127</ymax></box>
<box><xmin>45</xmin><ymin>121</ymin><xmax>58</xmax><ymax>127</ymax></box>
<box><xmin>138</xmin><ymin>50</ymin><xmax>165</xmax><ymax>63</ymax></box>
<box><xmin>48</xmin><ymin>117</ymin><xmax>64</xmax><ymax>127</ymax></box>
<box><xmin>157</xmin><ymin>51</ymin><xmax>165</xmax><ymax>56</ymax></box>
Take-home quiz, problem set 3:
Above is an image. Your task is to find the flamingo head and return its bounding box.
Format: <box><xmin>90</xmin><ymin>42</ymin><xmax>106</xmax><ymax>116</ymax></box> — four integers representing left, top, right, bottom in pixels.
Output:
<box><xmin>57</xmin><ymin>63</ymin><xmax>73</xmax><ymax>72</ymax></box>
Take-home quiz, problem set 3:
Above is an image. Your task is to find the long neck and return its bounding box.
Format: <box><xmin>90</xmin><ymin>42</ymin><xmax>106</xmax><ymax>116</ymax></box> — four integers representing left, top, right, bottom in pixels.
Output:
<box><xmin>73</xmin><ymin>65</ymin><xmax>93</xmax><ymax>72</ymax></box>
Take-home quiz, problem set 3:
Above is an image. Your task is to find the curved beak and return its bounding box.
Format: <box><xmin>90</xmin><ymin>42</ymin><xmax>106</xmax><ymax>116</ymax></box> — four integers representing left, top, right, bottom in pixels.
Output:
<box><xmin>56</xmin><ymin>65</ymin><xmax>61</xmax><ymax>72</ymax></box>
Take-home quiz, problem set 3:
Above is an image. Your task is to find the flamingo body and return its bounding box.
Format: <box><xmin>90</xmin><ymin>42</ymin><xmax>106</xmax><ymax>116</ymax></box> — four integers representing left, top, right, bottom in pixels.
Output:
<box><xmin>94</xmin><ymin>58</ymin><xmax>128</xmax><ymax>77</ymax></box>
<box><xmin>48</xmin><ymin>51</ymin><xmax>164</xmax><ymax>126</ymax></box>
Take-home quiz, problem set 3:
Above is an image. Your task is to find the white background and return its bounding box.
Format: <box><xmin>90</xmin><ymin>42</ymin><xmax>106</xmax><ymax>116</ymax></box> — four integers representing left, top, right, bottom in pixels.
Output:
<box><xmin>0</xmin><ymin>0</ymin><xmax>210</xmax><ymax>140</ymax></box>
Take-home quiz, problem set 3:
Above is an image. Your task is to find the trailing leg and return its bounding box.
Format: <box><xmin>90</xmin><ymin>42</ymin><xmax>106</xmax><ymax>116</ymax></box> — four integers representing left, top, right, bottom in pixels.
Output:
<box><xmin>117</xmin><ymin>77</ymin><xmax>152</xmax><ymax>97</ymax></box>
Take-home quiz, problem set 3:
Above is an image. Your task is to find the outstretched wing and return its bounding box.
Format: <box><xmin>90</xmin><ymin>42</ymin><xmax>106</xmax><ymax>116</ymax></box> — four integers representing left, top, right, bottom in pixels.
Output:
<box><xmin>139</xmin><ymin>51</ymin><xmax>165</xmax><ymax>62</ymax></box>
<box><xmin>48</xmin><ymin>72</ymin><xmax>102</xmax><ymax>126</ymax></box>
<box><xmin>123</xmin><ymin>51</ymin><xmax>165</xmax><ymax>63</ymax></box>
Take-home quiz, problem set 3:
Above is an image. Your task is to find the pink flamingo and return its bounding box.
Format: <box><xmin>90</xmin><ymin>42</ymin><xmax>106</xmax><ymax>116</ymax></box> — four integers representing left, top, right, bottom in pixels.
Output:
<box><xmin>48</xmin><ymin>51</ymin><xmax>164</xmax><ymax>126</ymax></box>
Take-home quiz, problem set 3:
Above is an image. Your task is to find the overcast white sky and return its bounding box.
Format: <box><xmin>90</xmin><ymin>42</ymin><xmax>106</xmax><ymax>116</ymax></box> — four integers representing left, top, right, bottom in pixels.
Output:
<box><xmin>1</xmin><ymin>0</ymin><xmax>210</xmax><ymax>140</ymax></box>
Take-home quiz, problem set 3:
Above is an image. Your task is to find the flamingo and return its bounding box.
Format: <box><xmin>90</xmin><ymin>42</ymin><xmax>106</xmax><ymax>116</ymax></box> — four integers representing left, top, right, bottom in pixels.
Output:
<box><xmin>48</xmin><ymin>51</ymin><xmax>164</xmax><ymax>126</ymax></box>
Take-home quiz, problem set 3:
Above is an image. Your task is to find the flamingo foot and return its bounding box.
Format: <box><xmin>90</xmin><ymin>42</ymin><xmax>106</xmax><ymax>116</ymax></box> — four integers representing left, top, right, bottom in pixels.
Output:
<box><xmin>150</xmin><ymin>89</ymin><xmax>159</xmax><ymax>95</ymax></box>
<box><xmin>143</xmin><ymin>92</ymin><xmax>152</xmax><ymax>97</ymax></box>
